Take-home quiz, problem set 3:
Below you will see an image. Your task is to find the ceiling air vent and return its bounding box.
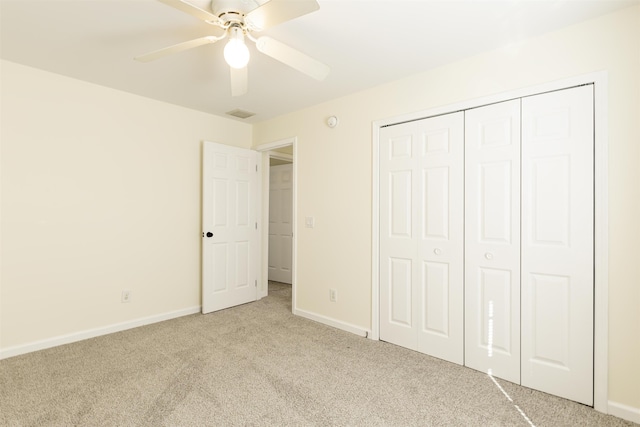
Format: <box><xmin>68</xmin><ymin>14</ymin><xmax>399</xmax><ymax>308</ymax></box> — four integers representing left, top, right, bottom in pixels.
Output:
<box><xmin>226</xmin><ymin>109</ymin><xmax>256</xmax><ymax>119</ymax></box>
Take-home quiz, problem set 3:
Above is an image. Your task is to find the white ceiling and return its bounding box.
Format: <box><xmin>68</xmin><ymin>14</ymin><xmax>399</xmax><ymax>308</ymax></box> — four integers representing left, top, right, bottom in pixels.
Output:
<box><xmin>1</xmin><ymin>0</ymin><xmax>636</xmax><ymax>123</ymax></box>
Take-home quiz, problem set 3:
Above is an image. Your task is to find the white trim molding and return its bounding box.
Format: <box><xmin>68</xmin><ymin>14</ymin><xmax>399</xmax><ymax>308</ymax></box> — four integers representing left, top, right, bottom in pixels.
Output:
<box><xmin>608</xmin><ymin>401</ymin><xmax>640</xmax><ymax>424</ymax></box>
<box><xmin>268</xmin><ymin>150</ymin><xmax>293</xmax><ymax>162</ymax></box>
<box><xmin>294</xmin><ymin>308</ymin><xmax>370</xmax><ymax>338</ymax></box>
<box><xmin>254</xmin><ymin>137</ymin><xmax>298</xmax><ymax>310</ymax></box>
<box><xmin>254</xmin><ymin>137</ymin><xmax>296</xmax><ymax>152</ymax></box>
<box><xmin>0</xmin><ymin>306</ymin><xmax>201</xmax><ymax>360</ymax></box>
<box><xmin>372</xmin><ymin>71</ymin><xmax>609</xmax><ymax>413</ymax></box>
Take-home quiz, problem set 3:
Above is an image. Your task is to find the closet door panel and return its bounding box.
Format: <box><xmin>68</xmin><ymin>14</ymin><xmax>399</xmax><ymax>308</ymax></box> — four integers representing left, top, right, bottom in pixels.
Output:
<box><xmin>379</xmin><ymin>112</ymin><xmax>464</xmax><ymax>365</ymax></box>
<box><xmin>416</xmin><ymin>112</ymin><xmax>464</xmax><ymax>364</ymax></box>
<box><xmin>465</xmin><ymin>100</ymin><xmax>521</xmax><ymax>383</ymax></box>
<box><xmin>478</xmin><ymin>267</ymin><xmax>514</xmax><ymax>356</ymax></box>
<box><xmin>521</xmin><ymin>85</ymin><xmax>594</xmax><ymax>405</ymax></box>
<box><xmin>380</xmin><ymin>122</ymin><xmax>419</xmax><ymax>350</ymax></box>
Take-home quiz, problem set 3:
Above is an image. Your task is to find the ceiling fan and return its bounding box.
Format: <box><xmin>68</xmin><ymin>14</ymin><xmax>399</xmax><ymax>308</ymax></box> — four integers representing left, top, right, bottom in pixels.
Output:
<box><xmin>135</xmin><ymin>0</ymin><xmax>330</xmax><ymax>96</ymax></box>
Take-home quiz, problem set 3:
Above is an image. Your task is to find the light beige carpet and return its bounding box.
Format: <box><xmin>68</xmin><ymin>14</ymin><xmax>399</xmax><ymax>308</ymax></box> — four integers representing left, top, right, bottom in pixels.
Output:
<box><xmin>0</xmin><ymin>282</ymin><xmax>636</xmax><ymax>426</ymax></box>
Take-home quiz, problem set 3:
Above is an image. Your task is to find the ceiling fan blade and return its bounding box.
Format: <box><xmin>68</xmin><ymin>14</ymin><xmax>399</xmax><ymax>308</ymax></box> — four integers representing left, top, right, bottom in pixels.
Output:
<box><xmin>135</xmin><ymin>36</ymin><xmax>219</xmax><ymax>62</ymax></box>
<box><xmin>157</xmin><ymin>0</ymin><xmax>218</xmax><ymax>22</ymax></box>
<box><xmin>256</xmin><ymin>36</ymin><xmax>329</xmax><ymax>81</ymax></box>
<box><xmin>245</xmin><ymin>0</ymin><xmax>319</xmax><ymax>31</ymax></box>
<box><xmin>230</xmin><ymin>66</ymin><xmax>248</xmax><ymax>97</ymax></box>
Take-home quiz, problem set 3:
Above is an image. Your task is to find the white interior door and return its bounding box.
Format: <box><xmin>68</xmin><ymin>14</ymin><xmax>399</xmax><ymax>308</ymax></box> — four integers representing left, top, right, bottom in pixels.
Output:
<box><xmin>416</xmin><ymin>113</ymin><xmax>464</xmax><ymax>364</ymax></box>
<box><xmin>379</xmin><ymin>121</ymin><xmax>419</xmax><ymax>350</ymax></box>
<box><xmin>202</xmin><ymin>141</ymin><xmax>260</xmax><ymax>314</ymax></box>
<box><xmin>465</xmin><ymin>100</ymin><xmax>521</xmax><ymax>383</ymax></box>
<box><xmin>521</xmin><ymin>85</ymin><xmax>594</xmax><ymax>405</ymax></box>
<box><xmin>268</xmin><ymin>163</ymin><xmax>293</xmax><ymax>284</ymax></box>
<box><xmin>379</xmin><ymin>112</ymin><xmax>464</xmax><ymax>365</ymax></box>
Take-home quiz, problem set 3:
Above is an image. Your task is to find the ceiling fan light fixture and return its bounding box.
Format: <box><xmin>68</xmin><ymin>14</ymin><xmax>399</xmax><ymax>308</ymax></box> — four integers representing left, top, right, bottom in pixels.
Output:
<box><xmin>136</xmin><ymin>0</ymin><xmax>329</xmax><ymax>96</ymax></box>
<box><xmin>224</xmin><ymin>26</ymin><xmax>250</xmax><ymax>69</ymax></box>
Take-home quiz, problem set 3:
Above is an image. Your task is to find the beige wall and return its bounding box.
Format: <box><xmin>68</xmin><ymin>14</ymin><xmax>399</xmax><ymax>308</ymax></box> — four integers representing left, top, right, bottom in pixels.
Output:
<box><xmin>0</xmin><ymin>60</ymin><xmax>252</xmax><ymax>349</ymax></box>
<box><xmin>252</xmin><ymin>6</ymin><xmax>640</xmax><ymax>409</ymax></box>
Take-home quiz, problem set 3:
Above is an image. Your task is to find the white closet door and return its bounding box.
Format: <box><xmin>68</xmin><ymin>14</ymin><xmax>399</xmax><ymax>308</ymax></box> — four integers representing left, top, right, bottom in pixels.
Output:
<box><xmin>416</xmin><ymin>113</ymin><xmax>464</xmax><ymax>364</ymax></box>
<box><xmin>379</xmin><ymin>113</ymin><xmax>464</xmax><ymax>364</ymax></box>
<box><xmin>465</xmin><ymin>100</ymin><xmax>521</xmax><ymax>383</ymax></box>
<box><xmin>521</xmin><ymin>85</ymin><xmax>594</xmax><ymax>405</ymax></box>
<box><xmin>380</xmin><ymin>121</ymin><xmax>419</xmax><ymax>350</ymax></box>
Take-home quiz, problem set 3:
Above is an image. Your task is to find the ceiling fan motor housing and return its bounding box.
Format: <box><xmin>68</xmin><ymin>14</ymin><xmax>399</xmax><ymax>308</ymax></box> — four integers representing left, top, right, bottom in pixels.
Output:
<box><xmin>211</xmin><ymin>0</ymin><xmax>262</xmax><ymax>19</ymax></box>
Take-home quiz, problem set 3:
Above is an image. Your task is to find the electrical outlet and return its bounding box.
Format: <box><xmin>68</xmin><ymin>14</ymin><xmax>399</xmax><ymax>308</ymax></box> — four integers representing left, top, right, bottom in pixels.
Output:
<box><xmin>329</xmin><ymin>288</ymin><xmax>337</xmax><ymax>302</ymax></box>
<box><xmin>121</xmin><ymin>290</ymin><xmax>132</xmax><ymax>303</ymax></box>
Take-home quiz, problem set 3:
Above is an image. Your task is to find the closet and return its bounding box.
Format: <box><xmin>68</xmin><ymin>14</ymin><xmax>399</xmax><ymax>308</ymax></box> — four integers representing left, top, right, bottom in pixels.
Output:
<box><xmin>378</xmin><ymin>85</ymin><xmax>594</xmax><ymax>405</ymax></box>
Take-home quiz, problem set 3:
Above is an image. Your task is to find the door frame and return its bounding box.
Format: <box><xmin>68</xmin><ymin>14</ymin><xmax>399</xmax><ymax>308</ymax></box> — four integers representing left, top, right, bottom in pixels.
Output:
<box><xmin>255</xmin><ymin>137</ymin><xmax>298</xmax><ymax>310</ymax></box>
<box><xmin>371</xmin><ymin>71</ymin><xmax>609</xmax><ymax>412</ymax></box>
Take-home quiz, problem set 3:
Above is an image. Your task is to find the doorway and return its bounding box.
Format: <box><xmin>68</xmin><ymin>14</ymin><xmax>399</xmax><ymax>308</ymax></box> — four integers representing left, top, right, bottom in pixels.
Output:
<box><xmin>268</xmin><ymin>155</ymin><xmax>293</xmax><ymax>284</ymax></box>
<box><xmin>255</xmin><ymin>138</ymin><xmax>297</xmax><ymax>312</ymax></box>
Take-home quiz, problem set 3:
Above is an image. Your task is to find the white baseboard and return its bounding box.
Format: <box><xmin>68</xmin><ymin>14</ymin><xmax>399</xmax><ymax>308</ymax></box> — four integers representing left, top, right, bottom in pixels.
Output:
<box><xmin>0</xmin><ymin>306</ymin><xmax>201</xmax><ymax>360</ymax></box>
<box><xmin>294</xmin><ymin>308</ymin><xmax>370</xmax><ymax>338</ymax></box>
<box><xmin>608</xmin><ymin>401</ymin><xmax>640</xmax><ymax>424</ymax></box>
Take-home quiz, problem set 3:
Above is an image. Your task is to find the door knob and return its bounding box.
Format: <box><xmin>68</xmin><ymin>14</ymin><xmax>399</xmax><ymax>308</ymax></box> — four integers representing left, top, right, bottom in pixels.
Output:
<box><xmin>205</xmin><ymin>232</ymin><xmax>213</xmax><ymax>238</ymax></box>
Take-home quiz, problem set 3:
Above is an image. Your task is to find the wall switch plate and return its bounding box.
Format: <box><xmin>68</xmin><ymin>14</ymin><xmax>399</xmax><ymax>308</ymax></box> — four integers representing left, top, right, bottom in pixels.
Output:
<box><xmin>121</xmin><ymin>290</ymin><xmax>131</xmax><ymax>303</ymax></box>
<box><xmin>329</xmin><ymin>288</ymin><xmax>337</xmax><ymax>302</ymax></box>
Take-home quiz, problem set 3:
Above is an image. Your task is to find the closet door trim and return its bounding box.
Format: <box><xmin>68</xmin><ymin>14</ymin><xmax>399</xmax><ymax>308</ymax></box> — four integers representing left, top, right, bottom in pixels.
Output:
<box><xmin>371</xmin><ymin>71</ymin><xmax>608</xmax><ymax>413</ymax></box>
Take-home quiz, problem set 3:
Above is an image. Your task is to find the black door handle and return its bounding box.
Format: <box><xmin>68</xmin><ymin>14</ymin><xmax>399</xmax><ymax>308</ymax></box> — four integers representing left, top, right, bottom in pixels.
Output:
<box><xmin>205</xmin><ymin>232</ymin><xmax>213</xmax><ymax>238</ymax></box>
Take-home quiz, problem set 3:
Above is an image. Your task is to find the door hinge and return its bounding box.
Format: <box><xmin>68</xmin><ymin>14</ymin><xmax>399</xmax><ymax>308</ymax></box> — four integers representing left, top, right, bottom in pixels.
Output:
<box><xmin>256</xmin><ymin>164</ymin><xmax>258</xmax><ymax>172</ymax></box>
<box><xmin>255</xmin><ymin>222</ymin><xmax>258</xmax><ymax>229</ymax></box>
<box><xmin>255</xmin><ymin>280</ymin><xmax>257</xmax><ymax>287</ymax></box>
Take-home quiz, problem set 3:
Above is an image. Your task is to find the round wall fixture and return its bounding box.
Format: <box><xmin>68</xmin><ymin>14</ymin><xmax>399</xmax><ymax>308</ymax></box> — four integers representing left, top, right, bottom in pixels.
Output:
<box><xmin>327</xmin><ymin>116</ymin><xmax>339</xmax><ymax>128</ymax></box>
